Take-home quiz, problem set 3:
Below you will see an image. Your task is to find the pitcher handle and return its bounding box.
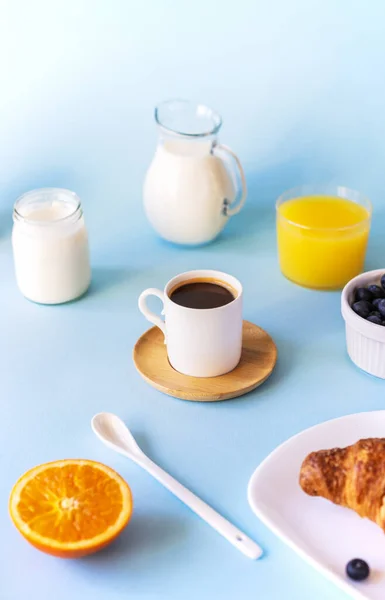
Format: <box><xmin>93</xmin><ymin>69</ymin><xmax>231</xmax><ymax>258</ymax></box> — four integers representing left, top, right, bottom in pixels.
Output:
<box><xmin>214</xmin><ymin>143</ymin><xmax>247</xmax><ymax>216</ymax></box>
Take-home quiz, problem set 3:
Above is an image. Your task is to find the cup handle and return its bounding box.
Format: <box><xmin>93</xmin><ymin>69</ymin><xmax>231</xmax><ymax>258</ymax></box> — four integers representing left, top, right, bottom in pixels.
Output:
<box><xmin>214</xmin><ymin>143</ymin><xmax>247</xmax><ymax>216</ymax></box>
<box><xmin>138</xmin><ymin>288</ymin><xmax>166</xmax><ymax>342</ymax></box>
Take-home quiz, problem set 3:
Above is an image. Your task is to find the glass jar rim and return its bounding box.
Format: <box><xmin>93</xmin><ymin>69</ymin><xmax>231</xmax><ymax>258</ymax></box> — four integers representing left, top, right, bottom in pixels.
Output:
<box><xmin>155</xmin><ymin>99</ymin><xmax>222</xmax><ymax>138</ymax></box>
<box><xmin>276</xmin><ymin>184</ymin><xmax>372</xmax><ymax>232</ymax></box>
<box><xmin>13</xmin><ymin>187</ymin><xmax>82</xmax><ymax>225</ymax></box>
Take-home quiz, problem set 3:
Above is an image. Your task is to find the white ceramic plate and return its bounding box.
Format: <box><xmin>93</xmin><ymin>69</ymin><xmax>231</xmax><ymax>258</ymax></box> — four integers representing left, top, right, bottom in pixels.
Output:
<box><xmin>248</xmin><ymin>411</ymin><xmax>385</xmax><ymax>600</ymax></box>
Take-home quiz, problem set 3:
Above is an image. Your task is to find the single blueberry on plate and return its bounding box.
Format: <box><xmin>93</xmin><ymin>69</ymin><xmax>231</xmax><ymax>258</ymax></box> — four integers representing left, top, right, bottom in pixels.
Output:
<box><xmin>378</xmin><ymin>299</ymin><xmax>385</xmax><ymax>317</ymax></box>
<box><xmin>381</xmin><ymin>273</ymin><xmax>385</xmax><ymax>291</ymax></box>
<box><xmin>352</xmin><ymin>300</ymin><xmax>373</xmax><ymax>319</ymax></box>
<box><xmin>355</xmin><ymin>287</ymin><xmax>373</xmax><ymax>302</ymax></box>
<box><xmin>367</xmin><ymin>315</ymin><xmax>382</xmax><ymax>325</ymax></box>
<box><xmin>346</xmin><ymin>558</ymin><xmax>370</xmax><ymax>581</ymax></box>
<box><xmin>367</xmin><ymin>284</ymin><xmax>384</xmax><ymax>299</ymax></box>
<box><xmin>372</xmin><ymin>298</ymin><xmax>382</xmax><ymax>309</ymax></box>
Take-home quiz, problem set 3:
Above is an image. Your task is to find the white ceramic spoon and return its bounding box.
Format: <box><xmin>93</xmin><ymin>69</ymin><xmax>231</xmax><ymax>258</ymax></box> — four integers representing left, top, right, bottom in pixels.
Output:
<box><xmin>91</xmin><ymin>412</ymin><xmax>262</xmax><ymax>560</ymax></box>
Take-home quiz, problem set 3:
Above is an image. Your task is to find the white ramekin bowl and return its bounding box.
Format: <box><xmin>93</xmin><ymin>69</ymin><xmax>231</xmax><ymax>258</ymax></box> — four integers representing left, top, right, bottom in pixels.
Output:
<box><xmin>341</xmin><ymin>269</ymin><xmax>385</xmax><ymax>378</ymax></box>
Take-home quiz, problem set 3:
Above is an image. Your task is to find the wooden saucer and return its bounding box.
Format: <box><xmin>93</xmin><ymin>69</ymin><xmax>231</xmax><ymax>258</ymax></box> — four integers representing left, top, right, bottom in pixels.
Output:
<box><xmin>133</xmin><ymin>320</ymin><xmax>277</xmax><ymax>402</ymax></box>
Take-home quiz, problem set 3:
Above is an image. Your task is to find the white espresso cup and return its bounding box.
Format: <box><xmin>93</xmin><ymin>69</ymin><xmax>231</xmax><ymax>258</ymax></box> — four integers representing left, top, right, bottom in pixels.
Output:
<box><xmin>138</xmin><ymin>269</ymin><xmax>243</xmax><ymax>377</ymax></box>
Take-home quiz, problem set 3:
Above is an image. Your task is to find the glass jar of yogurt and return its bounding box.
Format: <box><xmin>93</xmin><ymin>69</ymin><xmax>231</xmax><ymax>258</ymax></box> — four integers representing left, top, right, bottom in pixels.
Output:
<box><xmin>12</xmin><ymin>188</ymin><xmax>91</xmax><ymax>304</ymax></box>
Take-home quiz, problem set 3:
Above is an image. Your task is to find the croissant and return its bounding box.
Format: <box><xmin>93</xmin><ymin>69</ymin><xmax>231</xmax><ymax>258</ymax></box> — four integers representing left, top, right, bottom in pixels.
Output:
<box><xmin>299</xmin><ymin>438</ymin><xmax>385</xmax><ymax>531</ymax></box>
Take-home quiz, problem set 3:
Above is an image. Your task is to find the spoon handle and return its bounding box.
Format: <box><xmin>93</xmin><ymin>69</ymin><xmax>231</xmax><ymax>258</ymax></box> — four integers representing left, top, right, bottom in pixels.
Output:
<box><xmin>134</xmin><ymin>453</ymin><xmax>262</xmax><ymax>560</ymax></box>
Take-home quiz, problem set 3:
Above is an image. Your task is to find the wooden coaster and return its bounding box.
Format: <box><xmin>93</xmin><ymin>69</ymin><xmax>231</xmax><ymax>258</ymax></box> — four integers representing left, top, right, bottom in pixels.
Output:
<box><xmin>133</xmin><ymin>320</ymin><xmax>277</xmax><ymax>402</ymax></box>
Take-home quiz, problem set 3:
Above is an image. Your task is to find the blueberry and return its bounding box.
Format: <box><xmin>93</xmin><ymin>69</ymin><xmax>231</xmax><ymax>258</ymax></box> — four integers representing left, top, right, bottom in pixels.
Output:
<box><xmin>346</xmin><ymin>558</ymin><xmax>370</xmax><ymax>581</ymax></box>
<box><xmin>355</xmin><ymin>287</ymin><xmax>373</xmax><ymax>302</ymax></box>
<box><xmin>381</xmin><ymin>274</ymin><xmax>385</xmax><ymax>291</ymax></box>
<box><xmin>372</xmin><ymin>298</ymin><xmax>383</xmax><ymax>309</ymax></box>
<box><xmin>378</xmin><ymin>299</ymin><xmax>385</xmax><ymax>317</ymax></box>
<box><xmin>352</xmin><ymin>300</ymin><xmax>373</xmax><ymax>319</ymax></box>
<box><xmin>367</xmin><ymin>315</ymin><xmax>382</xmax><ymax>325</ymax></box>
<box><xmin>367</xmin><ymin>284</ymin><xmax>384</xmax><ymax>299</ymax></box>
<box><xmin>369</xmin><ymin>311</ymin><xmax>382</xmax><ymax>319</ymax></box>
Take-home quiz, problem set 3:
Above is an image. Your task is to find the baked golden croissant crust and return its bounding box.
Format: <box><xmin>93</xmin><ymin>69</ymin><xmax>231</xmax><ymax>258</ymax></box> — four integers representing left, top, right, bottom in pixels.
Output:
<box><xmin>300</xmin><ymin>438</ymin><xmax>385</xmax><ymax>531</ymax></box>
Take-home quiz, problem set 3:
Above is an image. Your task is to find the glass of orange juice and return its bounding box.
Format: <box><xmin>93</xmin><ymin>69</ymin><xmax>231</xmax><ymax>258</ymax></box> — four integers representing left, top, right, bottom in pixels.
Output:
<box><xmin>276</xmin><ymin>185</ymin><xmax>372</xmax><ymax>290</ymax></box>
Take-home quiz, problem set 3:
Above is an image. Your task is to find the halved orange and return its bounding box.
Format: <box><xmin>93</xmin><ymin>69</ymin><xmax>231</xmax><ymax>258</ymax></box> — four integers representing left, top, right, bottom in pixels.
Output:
<box><xmin>9</xmin><ymin>459</ymin><xmax>133</xmax><ymax>558</ymax></box>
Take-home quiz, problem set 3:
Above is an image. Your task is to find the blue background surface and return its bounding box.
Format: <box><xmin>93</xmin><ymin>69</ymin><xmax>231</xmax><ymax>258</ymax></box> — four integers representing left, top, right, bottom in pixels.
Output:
<box><xmin>2</xmin><ymin>1</ymin><xmax>385</xmax><ymax>598</ymax></box>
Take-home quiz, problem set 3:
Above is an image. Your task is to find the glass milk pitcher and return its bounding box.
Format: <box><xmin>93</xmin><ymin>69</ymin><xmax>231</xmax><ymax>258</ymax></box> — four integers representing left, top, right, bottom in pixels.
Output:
<box><xmin>143</xmin><ymin>100</ymin><xmax>247</xmax><ymax>245</ymax></box>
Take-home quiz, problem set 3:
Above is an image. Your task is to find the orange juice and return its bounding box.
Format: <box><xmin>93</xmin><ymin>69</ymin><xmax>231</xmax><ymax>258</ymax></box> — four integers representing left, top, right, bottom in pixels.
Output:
<box><xmin>277</xmin><ymin>194</ymin><xmax>371</xmax><ymax>289</ymax></box>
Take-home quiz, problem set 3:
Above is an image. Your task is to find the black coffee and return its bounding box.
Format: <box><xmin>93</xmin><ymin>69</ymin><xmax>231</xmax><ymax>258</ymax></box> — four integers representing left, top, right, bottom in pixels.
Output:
<box><xmin>170</xmin><ymin>279</ymin><xmax>236</xmax><ymax>309</ymax></box>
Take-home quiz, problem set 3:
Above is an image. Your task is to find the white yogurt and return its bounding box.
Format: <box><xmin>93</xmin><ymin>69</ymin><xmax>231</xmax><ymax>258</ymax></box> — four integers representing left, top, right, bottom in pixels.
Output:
<box><xmin>12</xmin><ymin>188</ymin><xmax>91</xmax><ymax>304</ymax></box>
